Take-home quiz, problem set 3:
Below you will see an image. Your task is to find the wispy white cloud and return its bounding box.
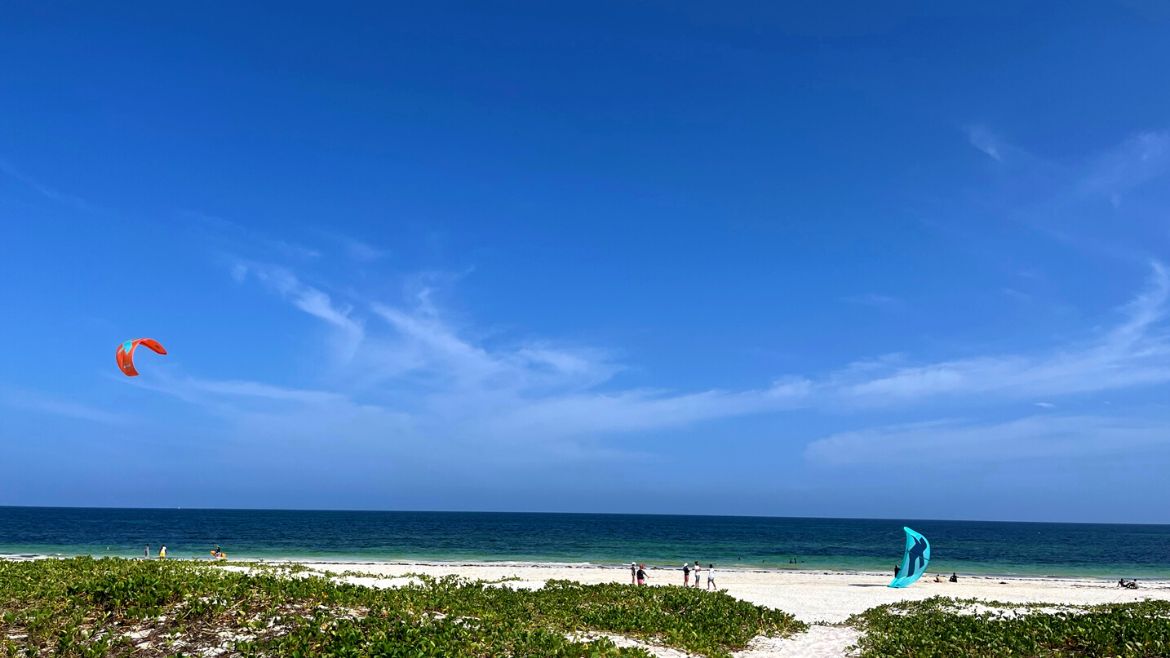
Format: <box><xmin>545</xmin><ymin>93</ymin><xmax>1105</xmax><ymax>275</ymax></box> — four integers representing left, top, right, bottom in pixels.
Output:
<box><xmin>232</xmin><ymin>261</ymin><xmax>364</xmax><ymax>348</ymax></box>
<box><xmin>805</xmin><ymin>414</ymin><xmax>1169</xmax><ymax>466</ymax></box>
<box><xmin>0</xmin><ymin>159</ymin><xmax>98</xmax><ymax>212</ymax></box>
<box><xmin>834</xmin><ymin>262</ymin><xmax>1170</xmax><ymax>404</ymax></box>
<box><xmin>183</xmin><ymin>378</ymin><xmax>348</xmax><ymax>405</ymax></box>
<box><xmin>209</xmin><ymin>259</ymin><xmax>1170</xmax><ymax>448</ymax></box>
<box><xmin>1001</xmin><ymin>287</ymin><xmax>1032</xmax><ymax>303</ymax></box>
<box><xmin>945</xmin><ymin>127</ymin><xmax>1170</xmax><ymax>267</ymax></box>
<box><xmin>481</xmin><ymin>379</ymin><xmax>812</xmax><ymax>439</ymax></box>
<box><xmin>368</xmin><ymin>301</ymin><xmax>620</xmax><ymax>393</ymax></box>
<box><xmin>966</xmin><ymin>125</ymin><xmax>1004</xmax><ymax>161</ymax></box>
<box><xmin>270</xmin><ymin>240</ymin><xmax>322</xmax><ymax>261</ymax></box>
<box><xmin>1079</xmin><ymin>131</ymin><xmax>1170</xmax><ymax>202</ymax></box>
<box><xmin>183</xmin><ymin>210</ymin><xmax>322</xmax><ymax>263</ymax></box>
<box><xmin>317</xmin><ymin>231</ymin><xmax>389</xmax><ymax>263</ymax></box>
<box><xmin>842</xmin><ymin>293</ymin><xmax>902</xmax><ymax>308</ymax></box>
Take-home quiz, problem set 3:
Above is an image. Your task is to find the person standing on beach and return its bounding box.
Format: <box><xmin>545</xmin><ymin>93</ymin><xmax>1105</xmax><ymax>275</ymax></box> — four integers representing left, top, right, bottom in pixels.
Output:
<box><xmin>636</xmin><ymin>564</ymin><xmax>647</xmax><ymax>586</ymax></box>
<box><xmin>159</xmin><ymin>545</ymin><xmax>167</xmax><ymax>560</ymax></box>
<box><xmin>707</xmin><ymin>564</ymin><xmax>716</xmax><ymax>590</ymax></box>
<box><xmin>144</xmin><ymin>545</ymin><xmax>150</xmax><ymax>559</ymax></box>
<box><xmin>692</xmin><ymin>561</ymin><xmax>701</xmax><ymax>587</ymax></box>
<box><xmin>630</xmin><ymin>562</ymin><xmax>637</xmax><ymax>585</ymax></box>
<box><xmin>682</xmin><ymin>562</ymin><xmax>690</xmax><ymax>586</ymax></box>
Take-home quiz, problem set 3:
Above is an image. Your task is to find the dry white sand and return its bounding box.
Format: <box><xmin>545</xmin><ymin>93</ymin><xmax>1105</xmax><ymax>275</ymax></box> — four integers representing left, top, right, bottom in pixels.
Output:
<box><xmin>287</xmin><ymin>561</ymin><xmax>1170</xmax><ymax>657</ymax></box>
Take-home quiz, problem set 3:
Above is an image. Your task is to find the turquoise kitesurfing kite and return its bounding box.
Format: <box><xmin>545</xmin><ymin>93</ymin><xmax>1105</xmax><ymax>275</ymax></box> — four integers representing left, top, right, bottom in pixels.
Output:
<box><xmin>889</xmin><ymin>527</ymin><xmax>930</xmax><ymax>588</ymax></box>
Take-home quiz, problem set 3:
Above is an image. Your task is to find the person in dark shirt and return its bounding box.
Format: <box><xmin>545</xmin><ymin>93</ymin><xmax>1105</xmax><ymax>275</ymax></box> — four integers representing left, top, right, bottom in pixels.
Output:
<box><xmin>682</xmin><ymin>562</ymin><xmax>690</xmax><ymax>586</ymax></box>
<box><xmin>636</xmin><ymin>564</ymin><xmax>647</xmax><ymax>585</ymax></box>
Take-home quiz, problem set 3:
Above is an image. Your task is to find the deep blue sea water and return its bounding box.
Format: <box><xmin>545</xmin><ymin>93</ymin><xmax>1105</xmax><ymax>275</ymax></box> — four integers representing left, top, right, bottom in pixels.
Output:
<box><xmin>1</xmin><ymin>507</ymin><xmax>1167</xmax><ymax>579</ymax></box>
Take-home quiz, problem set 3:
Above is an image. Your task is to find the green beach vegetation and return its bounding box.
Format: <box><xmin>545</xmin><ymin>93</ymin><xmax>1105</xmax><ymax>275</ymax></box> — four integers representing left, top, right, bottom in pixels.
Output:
<box><xmin>7</xmin><ymin>558</ymin><xmax>1170</xmax><ymax>657</ymax></box>
<box><xmin>849</xmin><ymin>596</ymin><xmax>1170</xmax><ymax>657</ymax></box>
<box><xmin>0</xmin><ymin>557</ymin><xmax>802</xmax><ymax>657</ymax></box>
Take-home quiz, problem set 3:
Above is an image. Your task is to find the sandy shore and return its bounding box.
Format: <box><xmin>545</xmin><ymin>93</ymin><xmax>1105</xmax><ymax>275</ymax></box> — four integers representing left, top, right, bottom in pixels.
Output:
<box><xmin>297</xmin><ymin>561</ymin><xmax>1170</xmax><ymax>624</ymax></box>
<box><xmin>279</xmin><ymin>561</ymin><xmax>1170</xmax><ymax>657</ymax></box>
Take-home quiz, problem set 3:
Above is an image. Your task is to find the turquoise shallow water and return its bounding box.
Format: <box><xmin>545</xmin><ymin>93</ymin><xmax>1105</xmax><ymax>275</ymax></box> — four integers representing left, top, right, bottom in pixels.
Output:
<box><xmin>1</xmin><ymin>507</ymin><xmax>1168</xmax><ymax>579</ymax></box>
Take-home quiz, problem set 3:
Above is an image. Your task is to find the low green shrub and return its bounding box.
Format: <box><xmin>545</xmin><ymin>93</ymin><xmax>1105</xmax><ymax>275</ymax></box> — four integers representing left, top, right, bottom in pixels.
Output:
<box><xmin>849</xmin><ymin>596</ymin><xmax>1170</xmax><ymax>657</ymax></box>
<box><xmin>0</xmin><ymin>558</ymin><xmax>804</xmax><ymax>657</ymax></box>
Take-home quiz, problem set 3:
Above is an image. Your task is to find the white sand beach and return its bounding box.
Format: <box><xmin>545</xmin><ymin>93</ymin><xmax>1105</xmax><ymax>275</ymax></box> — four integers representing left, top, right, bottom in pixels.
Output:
<box><xmin>288</xmin><ymin>561</ymin><xmax>1170</xmax><ymax>658</ymax></box>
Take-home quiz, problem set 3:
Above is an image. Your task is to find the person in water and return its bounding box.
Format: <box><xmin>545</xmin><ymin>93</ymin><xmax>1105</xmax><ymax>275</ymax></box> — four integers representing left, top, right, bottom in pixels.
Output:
<box><xmin>636</xmin><ymin>564</ymin><xmax>647</xmax><ymax>586</ymax></box>
<box><xmin>706</xmin><ymin>564</ymin><xmax>716</xmax><ymax>590</ymax></box>
<box><xmin>682</xmin><ymin>562</ymin><xmax>690</xmax><ymax>586</ymax></box>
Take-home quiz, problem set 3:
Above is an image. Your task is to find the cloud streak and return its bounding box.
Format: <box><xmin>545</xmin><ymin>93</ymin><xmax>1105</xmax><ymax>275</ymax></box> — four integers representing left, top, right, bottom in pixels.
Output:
<box><xmin>966</xmin><ymin>126</ymin><xmax>1004</xmax><ymax>161</ymax></box>
<box><xmin>231</xmin><ymin>261</ymin><xmax>365</xmax><ymax>358</ymax></box>
<box><xmin>832</xmin><ymin>262</ymin><xmax>1170</xmax><ymax>405</ymax></box>
<box><xmin>805</xmin><ymin>414</ymin><xmax>1169</xmax><ymax>466</ymax></box>
<box><xmin>210</xmin><ymin>259</ymin><xmax>1170</xmax><ymax>447</ymax></box>
<box><xmin>0</xmin><ymin>159</ymin><xmax>98</xmax><ymax>213</ymax></box>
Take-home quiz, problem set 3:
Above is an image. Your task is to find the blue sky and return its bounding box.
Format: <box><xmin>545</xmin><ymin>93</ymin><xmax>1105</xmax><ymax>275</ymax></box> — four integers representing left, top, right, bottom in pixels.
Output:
<box><xmin>2</xmin><ymin>2</ymin><xmax>1169</xmax><ymax>522</ymax></box>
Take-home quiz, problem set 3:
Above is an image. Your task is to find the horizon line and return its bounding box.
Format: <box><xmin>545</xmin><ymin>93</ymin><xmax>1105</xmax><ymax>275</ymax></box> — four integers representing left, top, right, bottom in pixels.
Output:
<box><xmin>1</xmin><ymin>504</ymin><xmax>1166</xmax><ymax>527</ymax></box>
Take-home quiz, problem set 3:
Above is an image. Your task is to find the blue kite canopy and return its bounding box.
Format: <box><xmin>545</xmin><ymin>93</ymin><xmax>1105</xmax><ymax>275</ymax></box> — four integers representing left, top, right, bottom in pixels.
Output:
<box><xmin>889</xmin><ymin>527</ymin><xmax>931</xmax><ymax>588</ymax></box>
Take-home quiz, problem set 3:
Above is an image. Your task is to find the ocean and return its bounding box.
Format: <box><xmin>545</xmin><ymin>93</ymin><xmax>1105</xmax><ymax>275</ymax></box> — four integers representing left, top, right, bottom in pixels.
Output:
<box><xmin>1</xmin><ymin>507</ymin><xmax>1167</xmax><ymax>578</ymax></box>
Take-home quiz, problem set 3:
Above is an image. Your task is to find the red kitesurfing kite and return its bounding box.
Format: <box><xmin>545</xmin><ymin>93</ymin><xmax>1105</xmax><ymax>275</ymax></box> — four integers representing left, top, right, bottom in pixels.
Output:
<box><xmin>116</xmin><ymin>338</ymin><xmax>167</xmax><ymax>376</ymax></box>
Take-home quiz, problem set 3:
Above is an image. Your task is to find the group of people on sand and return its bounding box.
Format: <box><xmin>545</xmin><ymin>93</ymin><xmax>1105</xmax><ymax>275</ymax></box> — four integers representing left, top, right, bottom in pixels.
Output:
<box><xmin>682</xmin><ymin>561</ymin><xmax>717</xmax><ymax>590</ymax></box>
<box><xmin>894</xmin><ymin>562</ymin><xmax>958</xmax><ymax>583</ymax></box>
<box><xmin>142</xmin><ymin>544</ymin><xmax>226</xmax><ymax>560</ymax></box>
<box><xmin>627</xmin><ymin>561</ymin><xmax>718</xmax><ymax>590</ymax></box>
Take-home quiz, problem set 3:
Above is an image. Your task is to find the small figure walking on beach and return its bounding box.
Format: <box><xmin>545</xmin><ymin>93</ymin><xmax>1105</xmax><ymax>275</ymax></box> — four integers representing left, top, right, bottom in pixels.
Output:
<box><xmin>144</xmin><ymin>544</ymin><xmax>150</xmax><ymax>559</ymax></box>
<box><xmin>706</xmin><ymin>564</ymin><xmax>716</xmax><ymax>590</ymax></box>
<box><xmin>636</xmin><ymin>564</ymin><xmax>647</xmax><ymax>586</ymax></box>
<box><xmin>692</xmin><ymin>561</ymin><xmax>701</xmax><ymax>587</ymax></box>
<box><xmin>630</xmin><ymin>562</ymin><xmax>637</xmax><ymax>585</ymax></box>
<box><xmin>682</xmin><ymin>562</ymin><xmax>690</xmax><ymax>586</ymax></box>
<box><xmin>159</xmin><ymin>545</ymin><xmax>167</xmax><ymax>560</ymax></box>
